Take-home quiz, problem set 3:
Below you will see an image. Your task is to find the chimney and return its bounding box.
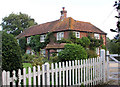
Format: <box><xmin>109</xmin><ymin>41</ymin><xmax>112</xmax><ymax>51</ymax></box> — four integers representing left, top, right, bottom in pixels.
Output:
<box><xmin>60</xmin><ymin>7</ymin><xmax>67</xmax><ymax>21</ymax></box>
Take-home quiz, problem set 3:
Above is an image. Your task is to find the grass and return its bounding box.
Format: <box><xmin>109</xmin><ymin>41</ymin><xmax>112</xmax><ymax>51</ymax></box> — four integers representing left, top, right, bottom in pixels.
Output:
<box><xmin>23</xmin><ymin>63</ymin><xmax>32</xmax><ymax>74</ymax></box>
<box><xmin>23</xmin><ymin>63</ymin><xmax>32</xmax><ymax>68</ymax></box>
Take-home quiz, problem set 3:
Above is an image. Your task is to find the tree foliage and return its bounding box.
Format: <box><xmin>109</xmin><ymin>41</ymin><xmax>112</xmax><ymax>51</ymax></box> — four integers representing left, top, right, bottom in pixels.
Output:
<box><xmin>29</xmin><ymin>32</ymin><xmax>53</xmax><ymax>52</ymax></box>
<box><xmin>58</xmin><ymin>44</ymin><xmax>88</xmax><ymax>61</ymax></box>
<box><xmin>19</xmin><ymin>37</ymin><xmax>26</xmax><ymax>54</ymax></box>
<box><xmin>1</xmin><ymin>12</ymin><xmax>37</xmax><ymax>36</ymax></box>
<box><xmin>2</xmin><ymin>32</ymin><xmax>23</xmax><ymax>72</ymax></box>
<box><xmin>107</xmin><ymin>38</ymin><xmax>120</xmax><ymax>54</ymax></box>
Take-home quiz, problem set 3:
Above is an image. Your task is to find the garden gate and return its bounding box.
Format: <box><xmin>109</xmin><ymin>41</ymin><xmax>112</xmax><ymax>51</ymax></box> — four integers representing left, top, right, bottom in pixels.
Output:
<box><xmin>106</xmin><ymin>51</ymin><xmax>120</xmax><ymax>84</ymax></box>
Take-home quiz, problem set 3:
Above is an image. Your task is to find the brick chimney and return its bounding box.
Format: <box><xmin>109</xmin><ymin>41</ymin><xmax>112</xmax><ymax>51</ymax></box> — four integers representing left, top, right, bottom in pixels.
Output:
<box><xmin>60</xmin><ymin>7</ymin><xmax>67</xmax><ymax>21</ymax></box>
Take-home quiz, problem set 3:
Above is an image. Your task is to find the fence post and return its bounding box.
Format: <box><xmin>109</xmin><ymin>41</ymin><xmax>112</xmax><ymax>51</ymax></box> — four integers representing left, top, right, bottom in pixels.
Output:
<box><xmin>2</xmin><ymin>70</ymin><xmax>7</xmax><ymax>85</ymax></box>
<box><xmin>44</xmin><ymin>62</ymin><xmax>50</xmax><ymax>85</ymax></box>
<box><xmin>106</xmin><ymin>51</ymin><xmax>109</xmax><ymax>82</ymax></box>
<box><xmin>100</xmin><ymin>49</ymin><xmax>105</xmax><ymax>83</ymax></box>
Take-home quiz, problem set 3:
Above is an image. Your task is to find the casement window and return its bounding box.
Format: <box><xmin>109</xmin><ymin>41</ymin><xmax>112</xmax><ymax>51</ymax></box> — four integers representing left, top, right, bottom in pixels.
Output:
<box><xmin>96</xmin><ymin>48</ymin><xmax>99</xmax><ymax>55</ymax></box>
<box><xmin>75</xmin><ymin>31</ymin><xmax>80</xmax><ymax>38</ymax></box>
<box><xmin>94</xmin><ymin>33</ymin><xmax>100</xmax><ymax>39</ymax></box>
<box><xmin>26</xmin><ymin>50</ymin><xmax>31</xmax><ymax>54</ymax></box>
<box><xmin>57</xmin><ymin>32</ymin><xmax>64</xmax><ymax>40</ymax></box>
<box><xmin>27</xmin><ymin>37</ymin><xmax>31</xmax><ymax>44</ymax></box>
<box><xmin>41</xmin><ymin>49</ymin><xmax>46</xmax><ymax>57</ymax></box>
<box><xmin>40</xmin><ymin>34</ymin><xmax>46</xmax><ymax>42</ymax></box>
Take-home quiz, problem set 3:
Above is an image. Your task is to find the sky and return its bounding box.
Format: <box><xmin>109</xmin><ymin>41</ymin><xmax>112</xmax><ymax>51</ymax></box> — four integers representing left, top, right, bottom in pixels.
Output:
<box><xmin>0</xmin><ymin>0</ymin><xmax>118</xmax><ymax>39</ymax></box>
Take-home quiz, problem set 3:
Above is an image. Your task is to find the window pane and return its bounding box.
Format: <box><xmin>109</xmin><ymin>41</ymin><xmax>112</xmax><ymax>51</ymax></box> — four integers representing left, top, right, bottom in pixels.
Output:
<box><xmin>27</xmin><ymin>37</ymin><xmax>31</xmax><ymax>44</ymax></box>
<box><xmin>94</xmin><ymin>34</ymin><xmax>100</xmax><ymax>39</ymax></box>
<box><xmin>75</xmin><ymin>32</ymin><xmax>80</xmax><ymax>38</ymax></box>
<box><xmin>40</xmin><ymin>34</ymin><xmax>46</xmax><ymax>42</ymax></box>
<box><xmin>57</xmin><ymin>32</ymin><xmax>64</xmax><ymax>40</ymax></box>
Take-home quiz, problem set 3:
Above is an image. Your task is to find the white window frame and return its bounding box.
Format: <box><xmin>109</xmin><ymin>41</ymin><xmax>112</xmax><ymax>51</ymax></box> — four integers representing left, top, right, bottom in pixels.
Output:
<box><xmin>40</xmin><ymin>34</ymin><xmax>46</xmax><ymax>42</ymax></box>
<box><xmin>74</xmin><ymin>31</ymin><xmax>80</xmax><ymax>38</ymax></box>
<box><xmin>94</xmin><ymin>33</ymin><xmax>100</xmax><ymax>39</ymax></box>
<box><xmin>27</xmin><ymin>37</ymin><xmax>31</xmax><ymax>44</ymax></box>
<box><xmin>57</xmin><ymin>32</ymin><xmax>64</xmax><ymax>40</ymax></box>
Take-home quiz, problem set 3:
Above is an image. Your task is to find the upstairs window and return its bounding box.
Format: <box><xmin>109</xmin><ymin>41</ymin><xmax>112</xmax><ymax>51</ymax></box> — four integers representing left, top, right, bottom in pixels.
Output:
<box><xmin>74</xmin><ymin>31</ymin><xmax>80</xmax><ymax>38</ymax></box>
<box><xmin>94</xmin><ymin>33</ymin><xmax>100</xmax><ymax>39</ymax></box>
<box><xmin>27</xmin><ymin>37</ymin><xmax>31</xmax><ymax>44</ymax></box>
<box><xmin>40</xmin><ymin>34</ymin><xmax>46</xmax><ymax>42</ymax></box>
<box><xmin>57</xmin><ymin>32</ymin><xmax>64</xmax><ymax>40</ymax></box>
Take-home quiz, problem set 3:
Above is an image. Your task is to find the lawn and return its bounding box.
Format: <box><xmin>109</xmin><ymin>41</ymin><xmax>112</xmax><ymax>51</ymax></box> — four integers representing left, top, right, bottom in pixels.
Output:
<box><xmin>23</xmin><ymin>63</ymin><xmax>32</xmax><ymax>68</ymax></box>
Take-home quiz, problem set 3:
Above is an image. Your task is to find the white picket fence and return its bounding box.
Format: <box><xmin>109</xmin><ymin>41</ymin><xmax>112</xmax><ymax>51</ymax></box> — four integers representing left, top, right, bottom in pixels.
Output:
<box><xmin>2</xmin><ymin>49</ymin><xmax>106</xmax><ymax>86</ymax></box>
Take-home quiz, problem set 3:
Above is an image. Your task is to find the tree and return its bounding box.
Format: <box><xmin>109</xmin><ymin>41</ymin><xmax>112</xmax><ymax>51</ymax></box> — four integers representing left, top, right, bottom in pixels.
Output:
<box><xmin>1</xmin><ymin>12</ymin><xmax>37</xmax><ymax>36</ymax></box>
<box><xmin>2</xmin><ymin>32</ymin><xmax>23</xmax><ymax>72</ymax></box>
<box><xmin>58</xmin><ymin>44</ymin><xmax>88</xmax><ymax>61</ymax></box>
<box><xmin>107</xmin><ymin>38</ymin><xmax>120</xmax><ymax>54</ymax></box>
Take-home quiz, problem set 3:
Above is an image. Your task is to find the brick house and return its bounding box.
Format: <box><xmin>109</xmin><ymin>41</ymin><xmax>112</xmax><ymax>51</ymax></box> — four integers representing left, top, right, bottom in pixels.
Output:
<box><xmin>16</xmin><ymin>7</ymin><xmax>107</xmax><ymax>57</ymax></box>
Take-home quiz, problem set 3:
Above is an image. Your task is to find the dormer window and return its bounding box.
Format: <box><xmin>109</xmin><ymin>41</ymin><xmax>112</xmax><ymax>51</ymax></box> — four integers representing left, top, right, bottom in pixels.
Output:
<box><xmin>40</xmin><ymin>34</ymin><xmax>46</xmax><ymax>42</ymax></box>
<box><xmin>94</xmin><ymin>33</ymin><xmax>100</xmax><ymax>39</ymax></box>
<box><xmin>27</xmin><ymin>37</ymin><xmax>31</xmax><ymax>44</ymax></box>
<box><xmin>57</xmin><ymin>32</ymin><xmax>64</xmax><ymax>40</ymax></box>
<box><xmin>75</xmin><ymin>31</ymin><xmax>80</xmax><ymax>38</ymax></box>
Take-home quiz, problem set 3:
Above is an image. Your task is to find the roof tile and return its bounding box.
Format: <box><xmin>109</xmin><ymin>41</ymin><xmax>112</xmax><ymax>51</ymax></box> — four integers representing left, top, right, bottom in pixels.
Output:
<box><xmin>16</xmin><ymin>17</ymin><xmax>106</xmax><ymax>39</ymax></box>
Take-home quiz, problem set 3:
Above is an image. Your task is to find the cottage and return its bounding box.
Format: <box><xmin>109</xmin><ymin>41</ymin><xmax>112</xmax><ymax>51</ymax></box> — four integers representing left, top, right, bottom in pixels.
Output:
<box><xmin>16</xmin><ymin>7</ymin><xmax>107</xmax><ymax>57</ymax></box>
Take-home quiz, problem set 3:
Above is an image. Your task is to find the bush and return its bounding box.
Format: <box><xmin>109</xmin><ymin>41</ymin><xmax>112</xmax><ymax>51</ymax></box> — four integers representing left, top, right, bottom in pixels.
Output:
<box><xmin>58</xmin><ymin>44</ymin><xmax>88</xmax><ymax>61</ymax></box>
<box><xmin>2</xmin><ymin>32</ymin><xmax>23</xmax><ymax>72</ymax></box>
<box><xmin>86</xmin><ymin>49</ymin><xmax>98</xmax><ymax>58</ymax></box>
<box><xmin>22</xmin><ymin>54</ymin><xmax>36</xmax><ymax>62</ymax></box>
<box><xmin>80</xmin><ymin>37</ymin><xmax>90</xmax><ymax>47</ymax></box>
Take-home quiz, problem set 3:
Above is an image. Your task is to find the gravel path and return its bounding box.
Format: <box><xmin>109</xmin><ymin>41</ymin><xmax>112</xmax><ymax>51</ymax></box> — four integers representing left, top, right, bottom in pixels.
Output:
<box><xmin>105</xmin><ymin>62</ymin><xmax>120</xmax><ymax>86</ymax></box>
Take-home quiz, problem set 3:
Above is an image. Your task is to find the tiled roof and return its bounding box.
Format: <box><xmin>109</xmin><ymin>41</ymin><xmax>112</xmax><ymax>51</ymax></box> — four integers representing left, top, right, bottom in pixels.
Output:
<box><xmin>16</xmin><ymin>17</ymin><xmax>106</xmax><ymax>39</ymax></box>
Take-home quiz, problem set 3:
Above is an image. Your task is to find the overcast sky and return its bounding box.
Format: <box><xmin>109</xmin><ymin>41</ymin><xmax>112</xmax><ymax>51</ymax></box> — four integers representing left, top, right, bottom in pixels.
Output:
<box><xmin>0</xmin><ymin>0</ymin><xmax>118</xmax><ymax>39</ymax></box>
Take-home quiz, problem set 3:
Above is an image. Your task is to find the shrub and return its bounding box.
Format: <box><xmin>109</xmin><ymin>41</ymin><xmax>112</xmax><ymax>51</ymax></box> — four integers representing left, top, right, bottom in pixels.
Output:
<box><xmin>86</xmin><ymin>49</ymin><xmax>98</xmax><ymax>58</ymax></box>
<box><xmin>2</xmin><ymin>32</ymin><xmax>23</xmax><ymax>72</ymax></box>
<box><xmin>58</xmin><ymin>44</ymin><xmax>88</xmax><ymax>61</ymax></box>
<box><xmin>22</xmin><ymin>54</ymin><xmax>36</xmax><ymax>62</ymax></box>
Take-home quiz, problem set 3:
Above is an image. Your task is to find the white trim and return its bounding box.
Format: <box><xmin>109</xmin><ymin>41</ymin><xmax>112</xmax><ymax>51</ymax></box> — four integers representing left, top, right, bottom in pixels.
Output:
<box><xmin>57</xmin><ymin>32</ymin><xmax>64</xmax><ymax>40</ymax></box>
<box><xmin>74</xmin><ymin>31</ymin><xmax>80</xmax><ymax>38</ymax></box>
<box><xmin>40</xmin><ymin>34</ymin><xmax>46</xmax><ymax>42</ymax></box>
<box><xmin>94</xmin><ymin>33</ymin><xmax>100</xmax><ymax>39</ymax></box>
<box><xmin>27</xmin><ymin>37</ymin><xmax>31</xmax><ymax>44</ymax></box>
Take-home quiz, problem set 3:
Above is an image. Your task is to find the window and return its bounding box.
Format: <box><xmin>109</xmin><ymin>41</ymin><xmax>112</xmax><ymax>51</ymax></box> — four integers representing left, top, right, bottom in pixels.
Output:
<box><xmin>26</xmin><ymin>50</ymin><xmax>31</xmax><ymax>54</ymax></box>
<box><xmin>57</xmin><ymin>32</ymin><xmax>64</xmax><ymax>40</ymax></box>
<box><xmin>96</xmin><ymin>48</ymin><xmax>99</xmax><ymax>55</ymax></box>
<box><xmin>75</xmin><ymin>31</ymin><xmax>80</xmax><ymax>38</ymax></box>
<box><xmin>27</xmin><ymin>37</ymin><xmax>31</xmax><ymax>44</ymax></box>
<box><xmin>41</xmin><ymin>49</ymin><xmax>46</xmax><ymax>57</ymax></box>
<box><xmin>94</xmin><ymin>34</ymin><xmax>100</xmax><ymax>39</ymax></box>
<box><xmin>40</xmin><ymin>34</ymin><xmax>46</xmax><ymax>42</ymax></box>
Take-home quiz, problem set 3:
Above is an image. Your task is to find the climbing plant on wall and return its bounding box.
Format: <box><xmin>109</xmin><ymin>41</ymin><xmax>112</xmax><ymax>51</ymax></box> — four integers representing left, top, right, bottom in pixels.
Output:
<box><xmin>29</xmin><ymin>32</ymin><xmax>54</xmax><ymax>52</ymax></box>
